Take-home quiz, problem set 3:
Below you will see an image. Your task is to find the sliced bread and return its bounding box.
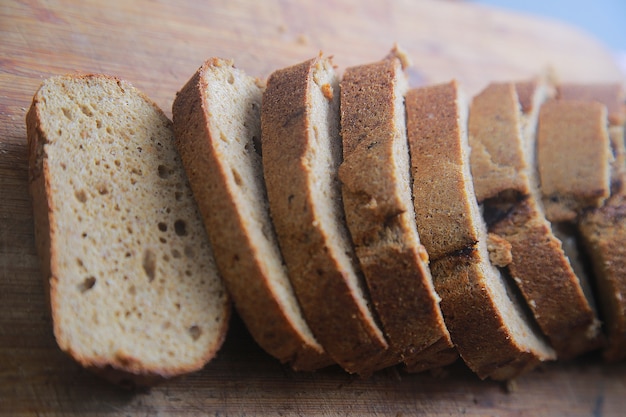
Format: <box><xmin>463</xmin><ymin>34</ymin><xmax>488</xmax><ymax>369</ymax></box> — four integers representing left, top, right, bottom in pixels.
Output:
<box><xmin>537</xmin><ymin>99</ymin><xmax>612</xmax><ymax>222</ymax></box>
<box><xmin>261</xmin><ymin>55</ymin><xmax>389</xmax><ymax>375</ymax></box>
<box><xmin>172</xmin><ymin>58</ymin><xmax>332</xmax><ymax>371</ymax></box>
<box><xmin>560</xmin><ymin>83</ymin><xmax>626</xmax><ymax>362</ymax></box>
<box><xmin>406</xmin><ymin>80</ymin><xmax>555</xmax><ymax>380</ymax></box>
<box><xmin>469</xmin><ymin>81</ymin><xmax>603</xmax><ymax>359</ymax></box>
<box><xmin>26</xmin><ymin>74</ymin><xmax>231</xmax><ymax>386</ymax></box>
<box><xmin>338</xmin><ymin>48</ymin><xmax>456</xmax><ymax>372</ymax></box>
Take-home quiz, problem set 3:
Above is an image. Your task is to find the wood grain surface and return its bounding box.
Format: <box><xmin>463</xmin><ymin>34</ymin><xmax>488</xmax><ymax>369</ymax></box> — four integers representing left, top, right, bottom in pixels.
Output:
<box><xmin>1</xmin><ymin>0</ymin><xmax>625</xmax><ymax>415</ymax></box>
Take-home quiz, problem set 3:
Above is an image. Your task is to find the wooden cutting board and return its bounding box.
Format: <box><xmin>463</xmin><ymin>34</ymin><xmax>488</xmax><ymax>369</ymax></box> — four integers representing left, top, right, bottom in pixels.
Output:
<box><xmin>1</xmin><ymin>1</ymin><xmax>625</xmax><ymax>415</ymax></box>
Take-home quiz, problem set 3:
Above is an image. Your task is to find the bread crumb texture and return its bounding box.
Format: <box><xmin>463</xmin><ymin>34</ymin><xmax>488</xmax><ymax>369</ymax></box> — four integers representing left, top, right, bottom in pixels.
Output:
<box><xmin>30</xmin><ymin>75</ymin><xmax>228</xmax><ymax>376</ymax></box>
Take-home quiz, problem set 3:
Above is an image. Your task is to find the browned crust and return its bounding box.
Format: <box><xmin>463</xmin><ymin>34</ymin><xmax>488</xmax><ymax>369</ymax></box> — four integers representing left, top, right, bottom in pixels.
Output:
<box><xmin>430</xmin><ymin>253</ymin><xmax>545</xmax><ymax>380</ymax></box>
<box><xmin>579</xmin><ymin>194</ymin><xmax>626</xmax><ymax>362</ymax></box>
<box><xmin>338</xmin><ymin>55</ymin><xmax>454</xmax><ymax>370</ymax></box>
<box><xmin>172</xmin><ymin>59</ymin><xmax>331</xmax><ymax>371</ymax></box>
<box><xmin>27</xmin><ymin>74</ymin><xmax>231</xmax><ymax>387</ymax></box>
<box><xmin>557</xmin><ymin>83</ymin><xmax>626</xmax><ymax>127</ymax></box>
<box><xmin>261</xmin><ymin>57</ymin><xmax>389</xmax><ymax>375</ymax></box>
<box><xmin>469</xmin><ymin>83</ymin><xmax>530</xmax><ymax>202</ymax></box>
<box><xmin>537</xmin><ymin>99</ymin><xmax>611</xmax><ymax>222</ymax></box>
<box><xmin>489</xmin><ymin>199</ymin><xmax>604</xmax><ymax>359</ymax></box>
<box><xmin>405</xmin><ymin>81</ymin><xmax>478</xmax><ymax>261</ymax></box>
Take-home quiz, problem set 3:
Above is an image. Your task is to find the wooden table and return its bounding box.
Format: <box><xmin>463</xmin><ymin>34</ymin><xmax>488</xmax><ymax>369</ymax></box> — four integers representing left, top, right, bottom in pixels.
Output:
<box><xmin>1</xmin><ymin>1</ymin><xmax>625</xmax><ymax>415</ymax></box>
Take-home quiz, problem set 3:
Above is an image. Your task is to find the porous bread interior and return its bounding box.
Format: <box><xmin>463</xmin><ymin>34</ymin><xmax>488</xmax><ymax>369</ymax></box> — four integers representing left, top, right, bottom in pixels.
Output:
<box><xmin>36</xmin><ymin>76</ymin><xmax>228</xmax><ymax>371</ymax></box>
<box><xmin>458</xmin><ymin>86</ymin><xmax>553</xmax><ymax>356</ymax></box>
<box><xmin>201</xmin><ymin>62</ymin><xmax>319</xmax><ymax>345</ymax></box>
<box><xmin>307</xmin><ymin>59</ymin><xmax>384</xmax><ymax>339</ymax></box>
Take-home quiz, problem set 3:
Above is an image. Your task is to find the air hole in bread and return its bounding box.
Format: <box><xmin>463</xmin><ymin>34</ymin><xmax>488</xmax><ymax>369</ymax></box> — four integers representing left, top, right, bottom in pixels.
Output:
<box><xmin>227</xmin><ymin>73</ymin><xmax>235</xmax><ymax>84</ymax></box>
<box><xmin>80</xmin><ymin>104</ymin><xmax>93</xmax><ymax>117</ymax></box>
<box><xmin>159</xmin><ymin>237</ymin><xmax>167</xmax><ymax>244</ymax></box>
<box><xmin>172</xmin><ymin>249</ymin><xmax>181</xmax><ymax>259</ymax></box>
<box><xmin>60</xmin><ymin>162</ymin><xmax>67</xmax><ymax>171</ymax></box>
<box><xmin>62</xmin><ymin>108</ymin><xmax>73</xmax><ymax>120</ymax></box>
<box><xmin>219</xmin><ymin>131</ymin><xmax>228</xmax><ymax>143</ymax></box>
<box><xmin>175</xmin><ymin>191</ymin><xmax>183</xmax><ymax>201</ymax></box>
<box><xmin>97</xmin><ymin>183</ymin><xmax>109</xmax><ymax>195</ymax></box>
<box><xmin>158</xmin><ymin>165</ymin><xmax>171</xmax><ymax>179</ymax></box>
<box><xmin>78</xmin><ymin>276</ymin><xmax>96</xmax><ymax>293</ymax></box>
<box><xmin>158</xmin><ymin>222</ymin><xmax>167</xmax><ymax>232</ymax></box>
<box><xmin>232</xmin><ymin>168</ymin><xmax>243</xmax><ymax>187</ymax></box>
<box><xmin>114</xmin><ymin>159</ymin><xmax>121</xmax><ymax>167</ymax></box>
<box><xmin>174</xmin><ymin>220</ymin><xmax>187</xmax><ymax>236</ymax></box>
<box><xmin>128</xmin><ymin>285</ymin><xmax>136</xmax><ymax>295</ymax></box>
<box><xmin>75</xmin><ymin>189</ymin><xmax>87</xmax><ymax>203</ymax></box>
<box><xmin>142</xmin><ymin>249</ymin><xmax>157</xmax><ymax>282</ymax></box>
<box><xmin>96</xmin><ymin>119</ymin><xmax>102</xmax><ymax>129</ymax></box>
<box><xmin>189</xmin><ymin>325</ymin><xmax>202</xmax><ymax>340</ymax></box>
<box><xmin>106</xmin><ymin>126</ymin><xmax>113</xmax><ymax>134</ymax></box>
<box><xmin>163</xmin><ymin>254</ymin><xmax>170</xmax><ymax>262</ymax></box>
<box><xmin>76</xmin><ymin>258</ymin><xmax>84</xmax><ymax>268</ymax></box>
<box><xmin>184</xmin><ymin>245</ymin><xmax>194</xmax><ymax>259</ymax></box>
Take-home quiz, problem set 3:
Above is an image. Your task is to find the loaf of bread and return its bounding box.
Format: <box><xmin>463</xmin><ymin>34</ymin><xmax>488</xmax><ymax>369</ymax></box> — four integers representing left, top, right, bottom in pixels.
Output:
<box><xmin>27</xmin><ymin>54</ymin><xmax>626</xmax><ymax>386</ymax></box>
<box><xmin>469</xmin><ymin>80</ymin><xmax>603</xmax><ymax>359</ymax></box>
<box><xmin>261</xmin><ymin>55</ymin><xmax>390</xmax><ymax>375</ymax></box>
<box><xmin>338</xmin><ymin>48</ymin><xmax>456</xmax><ymax>372</ymax></box>
<box><xmin>406</xmin><ymin>80</ymin><xmax>555</xmax><ymax>380</ymax></box>
<box><xmin>26</xmin><ymin>74</ymin><xmax>231</xmax><ymax>387</ymax></box>
<box><xmin>172</xmin><ymin>58</ymin><xmax>332</xmax><ymax>371</ymax></box>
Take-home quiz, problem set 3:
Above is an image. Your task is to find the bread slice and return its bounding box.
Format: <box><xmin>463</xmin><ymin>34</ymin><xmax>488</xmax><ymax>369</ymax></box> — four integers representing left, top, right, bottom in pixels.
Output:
<box><xmin>338</xmin><ymin>48</ymin><xmax>456</xmax><ymax>372</ymax></box>
<box><xmin>26</xmin><ymin>74</ymin><xmax>230</xmax><ymax>386</ymax></box>
<box><xmin>406</xmin><ymin>80</ymin><xmax>555</xmax><ymax>380</ymax></box>
<box><xmin>172</xmin><ymin>58</ymin><xmax>332</xmax><ymax>371</ymax></box>
<box><xmin>537</xmin><ymin>99</ymin><xmax>612</xmax><ymax>222</ymax></box>
<box><xmin>261</xmin><ymin>55</ymin><xmax>389</xmax><ymax>375</ymax></box>
<box><xmin>469</xmin><ymin>81</ymin><xmax>603</xmax><ymax>359</ymax></box>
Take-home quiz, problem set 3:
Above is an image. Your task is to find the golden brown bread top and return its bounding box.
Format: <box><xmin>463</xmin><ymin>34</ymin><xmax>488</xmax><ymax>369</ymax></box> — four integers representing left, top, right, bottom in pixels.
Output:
<box><xmin>537</xmin><ymin>99</ymin><xmax>611</xmax><ymax>222</ymax></box>
<box><xmin>405</xmin><ymin>80</ymin><xmax>479</xmax><ymax>261</ymax></box>
<box><xmin>469</xmin><ymin>82</ymin><xmax>530</xmax><ymax>202</ymax></box>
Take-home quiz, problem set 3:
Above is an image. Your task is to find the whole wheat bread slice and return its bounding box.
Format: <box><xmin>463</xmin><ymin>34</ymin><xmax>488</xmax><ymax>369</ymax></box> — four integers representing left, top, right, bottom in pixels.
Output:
<box><xmin>338</xmin><ymin>48</ymin><xmax>456</xmax><ymax>372</ymax></box>
<box><xmin>469</xmin><ymin>81</ymin><xmax>603</xmax><ymax>359</ymax></box>
<box><xmin>172</xmin><ymin>58</ymin><xmax>332</xmax><ymax>371</ymax></box>
<box><xmin>26</xmin><ymin>74</ymin><xmax>230</xmax><ymax>387</ymax></box>
<box><xmin>406</xmin><ymin>80</ymin><xmax>555</xmax><ymax>380</ymax></box>
<box><xmin>261</xmin><ymin>55</ymin><xmax>389</xmax><ymax>375</ymax></box>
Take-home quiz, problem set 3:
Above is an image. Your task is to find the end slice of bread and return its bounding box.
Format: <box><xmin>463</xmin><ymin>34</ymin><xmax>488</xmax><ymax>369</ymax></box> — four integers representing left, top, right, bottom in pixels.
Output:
<box><xmin>406</xmin><ymin>80</ymin><xmax>555</xmax><ymax>380</ymax></box>
<box><xmin>261</xmin><ymin>55</ymin><xmax>389</xmax><ymax>375</ymax></box>
<box><xmin>172</xmin><ymin>58</ymin><xmax>332</xmax><ymax>371</ymax></box>
<box><xmin>338</xmin><ymin>48</ymin><xmax>456</xmax><ymax>371</ymax></box>
<box><xmin>26</xmin><ymin>74</ymin><xmax>231</xmax><ymax>386</ymax></box>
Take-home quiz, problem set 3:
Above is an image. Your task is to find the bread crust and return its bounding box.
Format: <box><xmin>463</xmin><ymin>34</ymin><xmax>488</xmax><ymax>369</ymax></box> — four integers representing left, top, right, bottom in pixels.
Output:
<box><xmin>27</xmin><ymin>74</ymin><xmax>231</xmax><ymax>387</ymax></box>
<box><xmin>338</xmin><ymin>52</ymin><xmax>455</xmax><ymax>371</ymax></box>
<box><xmin>261</xmin><ymin>56</ymin><xmax>391</xmax><ymax>375</ymax></box>
<box><xmin>172</xmin><ymin>58</ymin><xmax>331</xmax><ymax>371</ymax></box>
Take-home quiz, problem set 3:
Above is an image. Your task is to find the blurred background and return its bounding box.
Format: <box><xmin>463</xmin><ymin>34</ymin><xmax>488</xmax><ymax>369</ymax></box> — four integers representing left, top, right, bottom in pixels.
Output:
<box><xmin>473</xmin><ymin>0</ymin><xmax>626</xmax><ymax>74</ymax></box>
